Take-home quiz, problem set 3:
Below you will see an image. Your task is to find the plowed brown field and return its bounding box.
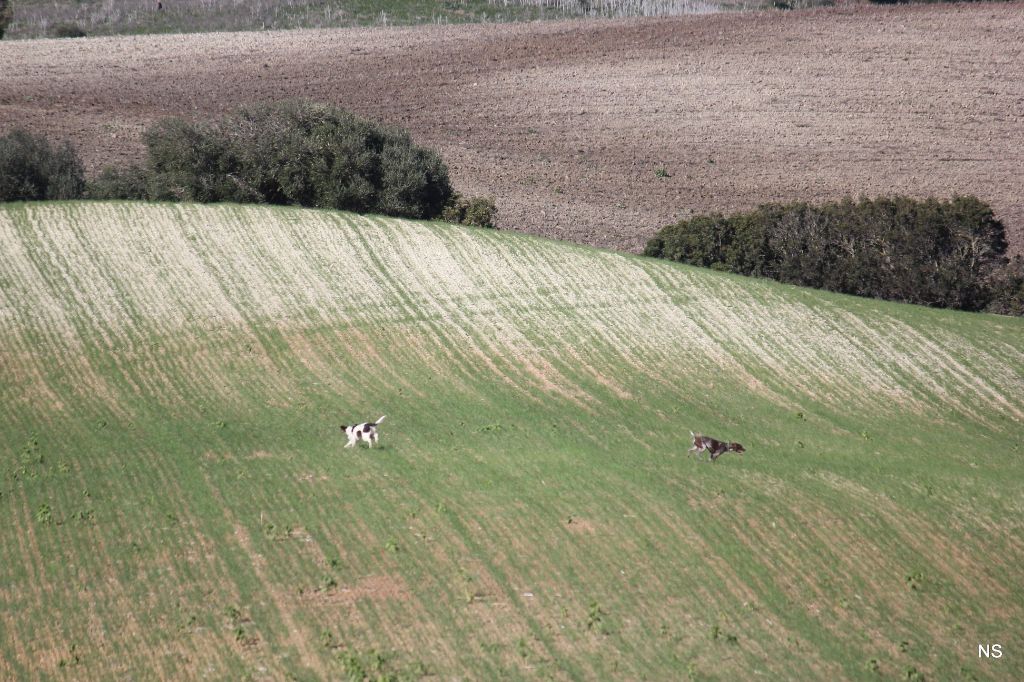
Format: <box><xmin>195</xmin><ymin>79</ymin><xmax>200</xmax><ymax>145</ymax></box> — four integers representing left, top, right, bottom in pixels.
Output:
<box><xmin>2</xmin><ymin>2</ymin><xmax>1022</xmax><ymax>252</ymax></box>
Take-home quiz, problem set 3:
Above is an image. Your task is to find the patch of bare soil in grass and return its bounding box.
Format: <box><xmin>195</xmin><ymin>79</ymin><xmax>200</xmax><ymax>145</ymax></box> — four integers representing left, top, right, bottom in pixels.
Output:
<box><xmin>0</xmin><ymin>346</ymin><xmax>66</xmax><ymax>415</ymax></box>
<box><xmin>231</xmin><ymin>523</ymin><xmax>330</xmax><ymax>677</ymax></box>
<box><xmin>813</xmin><ymin>473</ymin><xmax>1020</xmax><ymax>619</ymax></box>
<box><xmin>301</xmin><ymin>573</ymin><xmax>411</xmax><ymax>606</ymax></box>
<box><xmin>564</xmin><ymin>516</ymin><xmax>597</xmax><ymax>535</ymax></box>
<box><xmin>2</xmin><ymin>5</ymin><xmax>1023</xmax><ymax>252</ymax></box>
<box><xmin>6</xmin><ymin>495</ymin><xmax>71</xmax><ymax>676</ymax></box>
<box><xmin>734</xmin><ymin>489</ymin><xmax>917</xmax><ymax>661</ymax></box>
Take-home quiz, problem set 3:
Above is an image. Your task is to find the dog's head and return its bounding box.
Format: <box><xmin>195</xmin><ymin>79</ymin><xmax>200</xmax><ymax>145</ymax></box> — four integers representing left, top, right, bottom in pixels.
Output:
<box><xmin>730</xmin><ymin>442</ymin><xmax>745</xmax><ymax>454</ymax></box>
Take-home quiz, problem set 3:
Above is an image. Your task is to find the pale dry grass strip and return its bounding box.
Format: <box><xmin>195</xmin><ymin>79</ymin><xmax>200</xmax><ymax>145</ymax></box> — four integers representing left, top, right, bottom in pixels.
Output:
<box><xmin>59</xmin><ymin>203</ymin><xmax>200</xmax><ymax>406</ymax></box>
<box><xmin>18</xmin><ymin>205</ymin><xmax>151</xmax><ymax>406</ymax></box>
<box><xmin>26</xmin><ymin>205</ymin><xmax>132</xmax><ymax>349</ymax></box>
<box><xmin>347</xmin><ymin>216</ymin><xmax>504</xmax><ymax>396</ymax></box>
<box><xmin>287</xmin><ymin>210</ymin><xmax>388</xmax><ymax>323</ymax></box>
<box><xmin>843</xmin><ymin>312</ymin><xmax>1021</xmax><ymax>425</ymax></box>
<box><xmin>5</xmin><ymin>203</ymin><xmax>1020</xmax><ymax>429</ymax></box>
<box><xmin>723</xmin><ymin>287</ymin><xmax>919</xmax><ymax>412</ymax></box>
<box><xmin>0</xmin><ymin>209</ymin><xmax>128</xmax><ymax>416</ymax></box>
<box><xmin>379</xmin><ymin>218</ymin><xmax>592</xmax><ymax>407</ymax></box>
<box><xmin>910</xmin><ymin>325</ymin><xmax>1024</xmax><ymax>422</ymax></box>
<box><xmin>650</xmin><ymin>266</ymin><xmax>802</xmax><ymax>407</ymax></box>
<box><xmin>497</xmin><ymin>241</ymin><xmax>672</xmax><ymax>366</ymax></box>
<box><xmin>440</xmin><ymin>231</ymin><xmax>706</xmax><ymax>403</ymax></box>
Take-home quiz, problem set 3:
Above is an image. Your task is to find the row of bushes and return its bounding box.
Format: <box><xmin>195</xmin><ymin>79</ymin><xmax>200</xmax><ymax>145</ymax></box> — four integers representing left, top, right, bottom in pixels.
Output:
<box><xmin>0</xmin><ymin>129</ymin><xmax>86</xmax><ymax>201</ymax></box>
<box><xmin>645</xmin><ymin>196</ymin><xmax>1023</xmax><ymax>316</ymax></box>
<box><xmin>0</xmin><ymin>101</ymin><xmax>496</xmax><ymax>227</ymax></box>
<box><xmin>0</xmin><ymin>1</ymin><xmax>10</xmax><ymax>40</ymax></box>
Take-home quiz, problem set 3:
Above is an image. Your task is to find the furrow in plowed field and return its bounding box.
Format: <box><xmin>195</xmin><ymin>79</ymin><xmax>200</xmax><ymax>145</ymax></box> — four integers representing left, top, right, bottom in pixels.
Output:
<box><xmin>1</xmin><ymin>202</ymin><xmax>1021</xmax><ymax>680</ymax></box>
<box><xmin>2</xmin><ymin>3</ymin><xmax>1024</xmax><ymax>253</ymax></box>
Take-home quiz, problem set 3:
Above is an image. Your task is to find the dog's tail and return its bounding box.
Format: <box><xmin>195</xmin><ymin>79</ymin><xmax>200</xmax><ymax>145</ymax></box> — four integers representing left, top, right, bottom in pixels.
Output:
<box><xmin>375</xmin><ymin>415</ymin><xmax>386</xmax><ymax>425</ymax></box>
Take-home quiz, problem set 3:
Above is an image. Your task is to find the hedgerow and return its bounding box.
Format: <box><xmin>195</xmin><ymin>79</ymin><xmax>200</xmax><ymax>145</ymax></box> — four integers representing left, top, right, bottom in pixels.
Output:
<box><xmin>141</xmin><ymin>101</ymin><xmax>454</xmax><ymax>219</ymax></box>
<box><xmin>7</xmin><ymin>108</ymin><xmax>496</xmax><ymax>227</ymax></box>
<box><xmin>0</xmin><ymin>129</ymin><xmax>86</xmax><ymax>201</ymax></box>
<box><xmin>0</xmin><ymin>0</ymin><xmax>11</xmax><ymax>40</ymax></box>
<box><xmin>646</xmin><ymin>196</ymin><xmax>1019</xmax><ymax>314</ymax></box>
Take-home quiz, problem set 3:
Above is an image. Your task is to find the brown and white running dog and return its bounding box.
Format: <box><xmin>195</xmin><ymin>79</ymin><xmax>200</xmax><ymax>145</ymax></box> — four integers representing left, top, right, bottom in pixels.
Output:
<box><xmin>689</xmin><ymin>431</ymin><xmax>745</xmax><ymax>462</ymax></box>
<box><xmin>341</xmin><ymin>416</ymin><xmax>386</xmax><ymax>448</ymax></box>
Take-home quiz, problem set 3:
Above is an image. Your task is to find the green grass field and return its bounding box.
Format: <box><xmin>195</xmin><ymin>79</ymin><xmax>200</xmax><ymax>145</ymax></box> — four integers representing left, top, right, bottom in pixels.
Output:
<box><xmin>1</xmin><ymin>202</ymin><xmax>1021</xmax><ymax>680</ymax></box>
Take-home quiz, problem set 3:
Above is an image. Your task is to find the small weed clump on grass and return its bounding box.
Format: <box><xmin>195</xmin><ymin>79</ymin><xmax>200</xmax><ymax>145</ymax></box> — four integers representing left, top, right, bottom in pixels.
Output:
<box><xmin>903</xmin><ymin>666</ymin><xmax>925</xmax><ymax>681</ymax></box>
<box><xmin>35</xmin><ymin>503</ymin><xmax>53</xmax><ymax>525</ymax></box>
<box><xmin>586</xmin><ymin>600</ymin><xmax>609</xmax><ymax>634</ymax></box>
<box><xmin>57</xmin><ymin>644</ymin><xmax>80</xmax><ymax>668</ymax></box>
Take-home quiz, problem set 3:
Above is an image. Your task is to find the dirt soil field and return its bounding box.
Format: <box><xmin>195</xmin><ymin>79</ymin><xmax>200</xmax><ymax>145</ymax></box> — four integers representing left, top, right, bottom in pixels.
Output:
<box><xmin>2</xmin><ymin>3</ymin><xmax>1022</xmax><ymax>253</ymax></box>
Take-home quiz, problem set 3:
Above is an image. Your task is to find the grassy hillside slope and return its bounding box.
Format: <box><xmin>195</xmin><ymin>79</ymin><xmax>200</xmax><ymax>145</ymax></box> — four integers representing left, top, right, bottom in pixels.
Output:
<box><xmin>1</xmin><ymin>202</ymin><xmax>1022</xmax><ymax>680</ymax></box>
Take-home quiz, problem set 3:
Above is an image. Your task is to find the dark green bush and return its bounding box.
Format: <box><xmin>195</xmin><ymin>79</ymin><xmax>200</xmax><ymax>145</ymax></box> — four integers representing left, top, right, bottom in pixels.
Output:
<box><xmin>463</xmin><ymin>196</ymin><xmax>498</xmax><ymax>228</ymax></box>
<box><xmin>647</xmin><ymin>196</ymin><xmax>1015</xmax><ymax>313</ymax></box>
<box><xmin>87</xmin><ymin>165</ymin><xmax>150</xmax><ymax>200</ymax></box>
<box><xmin>144</xmin><ymin>117</ymin><xmax>238</xmax><ymax>203</ymax></box>
<box><xmin>143</xmin><ymin>101</ymin><xmax>453</xmax><ymax>219</ymax></box>
<box><xmin>51</xmin><ymin>23</ymin><xmax>87</xmax><ymax>38</ymax></box>
<box><xmin>986</xmin><ymin>256</ymin><xmax>1024</xmax><ymax>317</ymax></box>
<box><xmin>0</xmin><ymin>1</ymin><xmax>11</xmax><ymax>40</ymax></box>
<box><xmin>0</xmin><ymin>129</ymin><xmax>86</xmax><ymax>201</ymax></box>
<box><xmin>442</xmin><ymin>193</ymin><xmax>498</xmax><ymax>228</ymax></box>
<box><xmin>868</xmin><ymin>0</ymin><xmax>1006</xmax><ymax>3</ymax></box>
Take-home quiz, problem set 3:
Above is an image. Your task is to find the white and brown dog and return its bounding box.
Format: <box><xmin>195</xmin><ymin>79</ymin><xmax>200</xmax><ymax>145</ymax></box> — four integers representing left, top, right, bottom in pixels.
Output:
<box><xmin>689</xmin><ymin>431</ymin><xmax>745</xmax><ymax>462</ymax></box>
<box><xmin>341</xmin><ymin>416</ymin><xmax>386</xmax><ymax>448</ymax></box>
